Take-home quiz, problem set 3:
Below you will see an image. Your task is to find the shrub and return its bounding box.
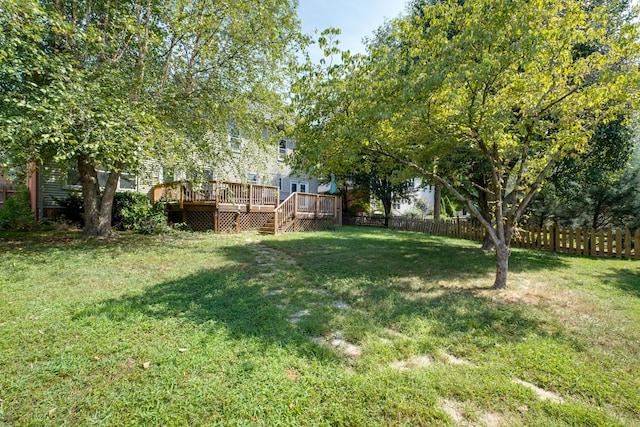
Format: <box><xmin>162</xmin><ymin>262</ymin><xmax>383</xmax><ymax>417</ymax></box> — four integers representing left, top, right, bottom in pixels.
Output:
<box><xmin>0</xmin><ymin>186</ymin><xmax>38</xmax><ymax>231</ymax></box>
<box><xmin>115</xmin><ymin>192</ymin><xmax>168</xmax><ymax>234</ymax></box>
<box><xmin>55</xmin><ymin>191</ymin><xmax>168</xmax><ymax>234</ymax></box>
<box><xmin>54</xmin><ymin>191</ymin><xmax>84</xmax><ymax>226</ymax></box>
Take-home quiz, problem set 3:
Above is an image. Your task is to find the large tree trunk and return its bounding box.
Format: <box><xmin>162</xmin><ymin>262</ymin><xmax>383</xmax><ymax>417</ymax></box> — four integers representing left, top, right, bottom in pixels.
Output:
<box><xmin>493</xmin><ymin>240</ymin><xmax>509</xmax><ymax>289</ymax></box>
<box><xmin>78</xmin><ymin>155</ymin><xmax>120</xmax><ymax>238</ymax></box>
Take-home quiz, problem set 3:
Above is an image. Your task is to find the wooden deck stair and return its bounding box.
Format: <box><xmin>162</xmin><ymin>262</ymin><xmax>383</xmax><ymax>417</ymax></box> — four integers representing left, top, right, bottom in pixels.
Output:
<box><xmin>258</xmin><ymin>218</ymin><xmax>277</xmax><ymax>235</ymax></box>
<box><xmin>259</xmin><ymin>192</ymin><xmax>339</xmax><ymax>235</ymax></box>
<box><xmin>152</xmin><ymin>181</ymin><xmax>340</xmax><ymax>233</ymax></box>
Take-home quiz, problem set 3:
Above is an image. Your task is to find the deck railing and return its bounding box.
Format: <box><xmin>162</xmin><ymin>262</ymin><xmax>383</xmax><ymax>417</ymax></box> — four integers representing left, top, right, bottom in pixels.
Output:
<box><xmin>152</xmin><ymin>181</ymin><xmax>279</xmax><ymax>207</ymax></box>
<box><xmin>273</xmin><ymin>192</ymin><xmax>339</xmax><ymax>233</ymax></box>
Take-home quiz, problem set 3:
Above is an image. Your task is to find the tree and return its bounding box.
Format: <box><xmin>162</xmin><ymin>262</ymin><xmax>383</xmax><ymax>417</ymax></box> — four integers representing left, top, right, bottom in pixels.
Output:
<box><xmin>348</xmin><ymin>154</ymin><xmax>416</xmax><ymax>227</ymax></box>
<box><xmin>0</xmin><ymin>0</ymin><xmax>302</xmax><ymax>237</ymax></box>
<box><xmin>526</xmin><ymin>118</ymin><xmax>640</xmax><ymax>229</ymax></box>
<box><xmin>293</xmin><ymin>0</ymin><xmax>639</xmax><ymax>289</ymax></box>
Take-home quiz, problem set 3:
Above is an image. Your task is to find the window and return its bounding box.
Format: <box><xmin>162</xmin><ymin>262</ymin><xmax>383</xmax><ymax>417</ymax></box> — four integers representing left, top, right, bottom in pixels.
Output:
<box><xmin>278</xmin><ymin>139</ymin><xmax>287</xmax><ymax>161</ymax></box>
<box><xmin>163</xmin><ymin>168</ymin><xmax>175</xmax><ymax>183</ymax></box>
<box><xmin>246</xmin><ymin>173</ymin><xmax>258</xmax><ymax>184</ymax></box>
<box><xmin>66</xmin><ymin>169</ymin><xmax>82</xmax><ymax>187</ymax></box>
<box><xmin>290</xmin><ymin>181</ymin><xmax>308</xmax><ymax>194</ymax></box>
<box><xmin>278</xmin><ymin>178</ymin><xmax>282</xmax><ymax>191</ymax></box>
<box><xmin>66</xmin><ymin>169</ymin><xmax>136</xmax><ymax>191</ymax></box>
<box><xmin>229</xmin><ymin>124</ymin><xmax>241</xmax><ymax>151</ymax></box>
<box><xmin>393</xmin><ymin>202</ymin><xmax>401</xmax><ymax>210</ymax></box>
<box><xmin>119</xmin><ymin>173</ymin><xmax>137</xmax><ymax>190</ymax></box>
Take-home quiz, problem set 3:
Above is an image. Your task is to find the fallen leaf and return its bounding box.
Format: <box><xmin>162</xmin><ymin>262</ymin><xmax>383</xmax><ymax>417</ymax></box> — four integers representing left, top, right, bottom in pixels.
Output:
<box><xmin>94</xmin><ymin>355</ymin><xmax>101</xmax><ymax>361</ymax></box>
<box><xmin>38</xmin><ymin>330</ymin><xmax>45</xmax><ymax>335</ymax></box>
<box><xmin>251</xmin><ymin>416</ymin><xmax>258</xmax><ymax>423</ymax></box>
<box><xmin>48</xmin><ymin>407</ymin><xmax>57</xmax><ymax>416</ymax></box>
<box><xmin>286</xmin><ymin>369</ymin><xmax>299</xmax><ymax>380</ymax></box>
<box><xmin>289</xmin><ymin>403</ymin><xmax>296</xmax><ymax>410</ymax></box>
<box><xmin>178</xmin><ymin>348</ymin><xmax>188</xmax><ymax>353</ymax></box>
<box><xmin>125</xmin><ymin>358</ymin><xmax>136</xmax><ymax>369</ymax></box>
<box><xmin>143</xmin><ymin>361</ymin><xmax>151</xmax><ymax>369</ymax></box>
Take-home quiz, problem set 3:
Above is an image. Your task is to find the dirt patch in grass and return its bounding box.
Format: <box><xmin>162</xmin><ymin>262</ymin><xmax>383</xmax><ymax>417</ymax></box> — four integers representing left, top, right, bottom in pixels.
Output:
<box><xmin>512</xmin><ymin>378</ymin><xmax>564</xmax><ymax>403</ymax></box>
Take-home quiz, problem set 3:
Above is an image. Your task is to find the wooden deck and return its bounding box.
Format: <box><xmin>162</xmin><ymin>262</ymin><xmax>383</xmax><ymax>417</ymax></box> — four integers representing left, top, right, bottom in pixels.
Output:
<box><xmin>152</xmin><ymin>181</ymin><xmax>341</xmax><ymax>233</ymax></box>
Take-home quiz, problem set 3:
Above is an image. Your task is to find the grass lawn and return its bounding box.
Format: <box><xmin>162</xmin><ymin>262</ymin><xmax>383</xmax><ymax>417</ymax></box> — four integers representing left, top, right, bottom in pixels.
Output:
<box><xmin>0</xmin><ymin>226</ymin><xmax>638</xmax><ymax>426</ymax></box>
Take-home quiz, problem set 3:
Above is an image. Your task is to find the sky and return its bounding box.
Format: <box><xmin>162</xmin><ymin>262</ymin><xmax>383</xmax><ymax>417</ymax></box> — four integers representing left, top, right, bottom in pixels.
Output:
<box><xmin>297</xmin><ymin>0</ymin><xmax>408</xmax><ymax>61</ymax></box>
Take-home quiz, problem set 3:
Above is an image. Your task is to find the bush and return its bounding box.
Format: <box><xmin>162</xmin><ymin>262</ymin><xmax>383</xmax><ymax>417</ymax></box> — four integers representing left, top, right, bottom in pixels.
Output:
<box><xmin>54</xmin><ymin>191</ymin><xmax>84</xmax><ymax>226</ymax></box>
<box><xmin>115</xmin><ymin>192</ymin><xmax>168</xmax><ymax>234</ymax></box>
<box><xmin>54</xmin><ymin>191</ymin><xmax>168</xmax><ymax>234</ymax></box>
<box><xmin>0</xmin><ymin>186</ymin><xmax>38</xmax><ymax>231</ymax></box>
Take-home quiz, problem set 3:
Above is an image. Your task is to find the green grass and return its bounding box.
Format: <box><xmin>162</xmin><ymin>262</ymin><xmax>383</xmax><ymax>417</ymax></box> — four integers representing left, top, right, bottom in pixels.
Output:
<box><xmin>0</xmin><ymin>226</ymin><xmax>639</xmax><ymax>426</ymax></box>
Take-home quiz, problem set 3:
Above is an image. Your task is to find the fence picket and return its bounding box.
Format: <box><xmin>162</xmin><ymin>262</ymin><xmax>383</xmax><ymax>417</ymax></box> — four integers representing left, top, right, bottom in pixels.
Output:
<box><xmin>349</xmin><ymin>216</ymin><xmax>637</xmax><ymax>261</ymax></box>
<box><xmin>598</xmin><ymin>229</ymin><xmax>604</xmax><ymax>256</ymax></box>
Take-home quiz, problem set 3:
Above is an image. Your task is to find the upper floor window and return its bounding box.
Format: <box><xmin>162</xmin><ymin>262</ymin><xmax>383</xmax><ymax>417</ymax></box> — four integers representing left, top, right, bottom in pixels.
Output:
<box><xmin>278</xmin><ymin>139</ymin><xmax>287</xmax><ymax>161</ymax></box>
<box><xmin>229</xmin><ymin>124</ymin><xmax>241</xmax><ymax>151</ymax></box>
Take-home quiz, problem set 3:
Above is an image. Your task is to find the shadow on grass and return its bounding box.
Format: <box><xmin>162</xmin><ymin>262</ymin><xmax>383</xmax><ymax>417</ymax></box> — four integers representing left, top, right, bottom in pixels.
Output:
<box><xmin>74</xmin><ymin>265</ymin><xmax>342</xmax><ymax>361</ymax></box>
<box><xmin>265</xmin><ymin>226</ymin><xmax>567</xmax><ymax>285</ymax></box>
<box><xmin>594</xmin><ymin>267</ymin><xmax>640</xmax><ymax>298</ymax></box>
<box><xmin>74</xmin><ymin>247</ymin><xmax>553</xmax><ymax>362</ymax></box>
<box><xmin>21</xmin><ymin>226</ymin><xmax>574</xmax><ymax>361</ymax></box>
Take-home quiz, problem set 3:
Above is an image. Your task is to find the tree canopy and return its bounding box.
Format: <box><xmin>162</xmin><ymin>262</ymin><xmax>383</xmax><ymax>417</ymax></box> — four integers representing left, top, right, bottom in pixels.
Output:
<box><xmin>292</xmin><ymin>0</ymin><xmax>640</xmax><ymax>288</ymax></box>
<box><xmin>0</xmin><ymin>0</ymin><xmax>303</xmax><ymax>237</ymax></box>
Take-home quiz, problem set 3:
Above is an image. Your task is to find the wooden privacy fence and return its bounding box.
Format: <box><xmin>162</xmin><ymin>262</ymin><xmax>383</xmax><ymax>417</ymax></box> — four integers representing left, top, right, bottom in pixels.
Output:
<box><xmin>346</xmin><ymin>216</ymin><xmax>640</xmax><ymax>260</ymax></box>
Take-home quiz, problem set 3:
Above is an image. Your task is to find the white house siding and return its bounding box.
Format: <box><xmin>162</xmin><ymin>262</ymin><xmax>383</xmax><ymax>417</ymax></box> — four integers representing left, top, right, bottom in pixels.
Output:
<box><xmin>390</xmin><ymin>179</ymin><xmax>436</xmax><ymax>217</ymax></box>
<box><xmin>263</xmin><ymin>138</ymin><xmax>318</xmax><ymax>202</ymax></box>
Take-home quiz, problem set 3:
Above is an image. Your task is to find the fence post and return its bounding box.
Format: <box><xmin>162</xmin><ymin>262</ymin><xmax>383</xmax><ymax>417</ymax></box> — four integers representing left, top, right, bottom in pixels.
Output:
<box><xmin>598</xmin><ymin>229</ymin><xmax>605</xmax><ymax>256</ymax></box>
<box><xmin>625</xmin><ymin>229</ymin><xmax>632</xmax><ymax>259</ymax></box>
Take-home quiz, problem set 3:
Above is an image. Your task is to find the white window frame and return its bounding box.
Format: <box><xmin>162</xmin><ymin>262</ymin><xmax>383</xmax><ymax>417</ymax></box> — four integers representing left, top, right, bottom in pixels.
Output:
<box><xmin>246</xmin><ymin>173</ymin><xmax>258</xmax><ymax>184</ymax></box>
<box><xmin>229</xmin><ymin>124</ymin><xmax>241</xmax><ymax>152</ymax></box>
<box><xmin>278</xmin><ymin>139</ymin><xmax>287</xmax><ymax>161</ymax></box>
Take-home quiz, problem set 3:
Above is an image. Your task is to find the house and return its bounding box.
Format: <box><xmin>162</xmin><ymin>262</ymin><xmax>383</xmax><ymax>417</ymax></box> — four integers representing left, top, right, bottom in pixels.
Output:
<box><xmin>23</xmin><ymin>132</ymin><xmax>339</xmax><ymax>234</ymax></box>
<box><xmin>366</xmin><ymin>178</ymin><xmax>436</xmax><ymax>217</ymax></box>
<box><xmin>389</xmin><ymin>179</ymin><xmax>436</xmax><ymax>217</ymax></box>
